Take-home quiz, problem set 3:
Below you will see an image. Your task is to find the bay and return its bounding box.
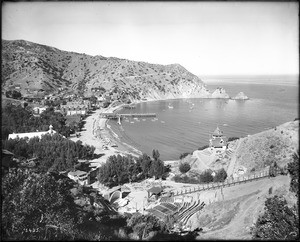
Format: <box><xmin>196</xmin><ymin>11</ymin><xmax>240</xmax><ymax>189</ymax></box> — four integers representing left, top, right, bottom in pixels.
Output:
<box><xmin>109</xmin><ymin>81</ymin><xmax>298</xmax><ymax>161</ymax></box>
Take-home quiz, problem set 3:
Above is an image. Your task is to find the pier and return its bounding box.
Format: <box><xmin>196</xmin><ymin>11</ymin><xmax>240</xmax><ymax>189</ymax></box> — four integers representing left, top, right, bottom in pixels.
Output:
<box><xmin>101</xmin><ymin>113</ymin><xmax>156</xmax><ymax>119</ymax></box>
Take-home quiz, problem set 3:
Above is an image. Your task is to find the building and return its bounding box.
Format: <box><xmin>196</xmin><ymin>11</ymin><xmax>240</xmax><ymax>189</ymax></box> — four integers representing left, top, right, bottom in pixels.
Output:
<box><xmin>209</xmin><ymin>126</ymin><xmax>227</xmax><ymax>149</ymax></box>
<box><xmin>8</xmin><ymin>125</ymin><xmax>57</xmax><ymax>140</ymax></box>
<box><xmin>61</xmin><ymin>100</ymin><xmax>91</xmax><ymax>116</ymax></box>
<box><xmin>68</xmin><ymin>170</ymin><xmax>90</xmax><ymax>185</ymax></box>
<box><xmin>32</xmin><ymin>106</ymin><xmax>47</xmax><ymax>115</ymax></box>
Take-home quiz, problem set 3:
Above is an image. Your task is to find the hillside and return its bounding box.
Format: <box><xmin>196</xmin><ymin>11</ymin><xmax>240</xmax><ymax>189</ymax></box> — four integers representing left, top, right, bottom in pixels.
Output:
<box><xmin>2</xmin><ymin>39</ymin><xmax>213</xmax><ymax>101</ymax></box>
<box><xmin>176</xmin><ymin>120</ymin><xmax>298</xmax><ymax>177</ymax></box>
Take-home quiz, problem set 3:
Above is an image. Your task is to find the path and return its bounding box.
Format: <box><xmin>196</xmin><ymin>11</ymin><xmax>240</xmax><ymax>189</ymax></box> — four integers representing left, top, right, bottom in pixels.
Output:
<box><xmin>226</xmin><ymin>139</ymin><xmax>242</xmax><ymax>177</ymax></box>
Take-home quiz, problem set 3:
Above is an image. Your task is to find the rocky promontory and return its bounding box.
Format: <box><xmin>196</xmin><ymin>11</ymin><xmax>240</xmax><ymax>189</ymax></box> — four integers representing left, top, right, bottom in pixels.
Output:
<box><xmin>231</xmin><ymin>92</ymin><xmax>249</xmax><ymax>100</ymax></box>
<box><xmin>210</xmin><ymin>87</ymin><xmax>230</xmax><ymax>99</ymax></box>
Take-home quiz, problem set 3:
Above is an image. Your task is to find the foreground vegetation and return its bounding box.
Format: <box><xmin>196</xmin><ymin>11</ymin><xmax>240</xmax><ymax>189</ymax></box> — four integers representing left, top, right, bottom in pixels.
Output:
<box><xmin>2</xmin><ymin>104</ymin><xmax>72</xmax><ymax>139</ymax></box>
<box><xmin>251</xmin><ymin>151</ymin><xmax>299</xmax><ymax>240</ymax></box>
<box><xmin>97</xmin><ymin>150</ymin><xmax>170</xmax><ymax>187</ymax></box>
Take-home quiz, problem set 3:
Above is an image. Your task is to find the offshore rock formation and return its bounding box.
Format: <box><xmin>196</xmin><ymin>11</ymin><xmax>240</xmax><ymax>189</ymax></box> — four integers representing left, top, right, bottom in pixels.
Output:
<box><xmin>231</xmin><ymin>92</ymin><xmax>249</xmax><ymax>100</ymax></box>
<box><xmin>210</xmin><ymin>87</ymin><xmax>230</xmax><ymax>99</ymax></box>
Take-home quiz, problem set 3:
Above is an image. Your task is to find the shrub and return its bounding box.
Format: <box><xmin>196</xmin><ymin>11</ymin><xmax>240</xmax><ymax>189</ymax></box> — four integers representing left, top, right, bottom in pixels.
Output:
<box><xmin>198</xmin><ymin>145</ymin><xmax>209</xmax><ymax>151</ymax></box>
<box><xmin>213</xmin><ymin>168</ymin><xmax>227</xmax><ymax>182</ymax></box>
<box><xmin>228</xmin><ymin>137</ymin><xmax>239</xmax><ymax>142</ymax></box>
<box><xmin>179</xmin><ymin>152</ymin><xmax>190</xmax><ymax>160</ymax></box>
<box><xmin>172</xmin><ymin>175</ymin><xmax>199</xmax><ymax>184</ymax></box>
<box><xmin>179</xmin><ymin>162</ymin><xmax>191</xmax><ymax>174</ymax></box>
<box><xmin>200</xmin><ymin>170</ymin><xmax>213</xmax><ymax>183</ymax></box>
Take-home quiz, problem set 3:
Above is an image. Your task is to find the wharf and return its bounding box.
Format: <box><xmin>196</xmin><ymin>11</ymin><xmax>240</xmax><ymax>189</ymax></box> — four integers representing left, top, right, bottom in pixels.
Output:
<box><xmin>101</xmin><ymin>113</ymin><xmax>156</xmax><ymax>119</ymax></box>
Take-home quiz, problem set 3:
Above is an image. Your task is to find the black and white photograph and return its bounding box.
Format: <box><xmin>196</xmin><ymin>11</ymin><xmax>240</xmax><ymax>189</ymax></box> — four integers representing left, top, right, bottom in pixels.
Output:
<box><xmin>1</xmin><ymin>1</ymin><xmax>299</xmax><ymax>240</ymax></box>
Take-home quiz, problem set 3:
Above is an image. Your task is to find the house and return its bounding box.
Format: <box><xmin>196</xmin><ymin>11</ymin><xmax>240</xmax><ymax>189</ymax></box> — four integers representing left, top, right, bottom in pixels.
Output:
<box><xmin>8</xmin><ymin>125</ymin><xmax>57</xmax><ymax>140</ymax></box>
<box><xmin>32</xmin><ymin>106</ymin><xmax>47</xmax><ymax>115</ymax></box>
<box><xmin>68</xmin><ymin>170</ymin><xmax>90</xmax><ymax>185</ymax></box>
<box><xmin>209</xmin><ymin>126</ymin><xmax>227</xmax><ymax>150</ymax></box>
<box><xmin>61</xmin><ymin>100</ymin><xmax>91</xmax><ymax>116</ymax></box>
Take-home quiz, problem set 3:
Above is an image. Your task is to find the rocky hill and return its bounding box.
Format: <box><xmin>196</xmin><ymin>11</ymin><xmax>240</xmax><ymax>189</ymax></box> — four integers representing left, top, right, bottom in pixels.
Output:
<box><xmin>2</xmin><ymin>39</ymin><xmax>214</xmax><ymax>101</ymax></box>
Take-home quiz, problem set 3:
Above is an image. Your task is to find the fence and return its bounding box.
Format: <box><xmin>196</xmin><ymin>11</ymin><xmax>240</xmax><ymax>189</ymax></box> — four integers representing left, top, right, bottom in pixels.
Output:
<box><xmin>172</xmin><ymin>169</ymin><xmax>273</xmax><ymax>197</ymax></box>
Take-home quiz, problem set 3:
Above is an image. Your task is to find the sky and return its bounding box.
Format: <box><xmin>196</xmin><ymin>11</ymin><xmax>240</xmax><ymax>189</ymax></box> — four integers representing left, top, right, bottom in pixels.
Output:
<box><xmin>2</xmin><ymin>1</ymin><xmax>299</xmax><ymax>76</ymax></box>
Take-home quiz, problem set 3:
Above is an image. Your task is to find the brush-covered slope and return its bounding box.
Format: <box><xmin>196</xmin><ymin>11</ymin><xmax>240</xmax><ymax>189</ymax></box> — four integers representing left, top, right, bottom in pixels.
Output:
<box><xmin>234</xmin><ymin>120</ymin><xmax>299</xmax><ymax>170</ymax></box>
<box><xmin>2</xmin><ymin>39</ymin><xmax>211</xmax><ymax>100</ymax></box>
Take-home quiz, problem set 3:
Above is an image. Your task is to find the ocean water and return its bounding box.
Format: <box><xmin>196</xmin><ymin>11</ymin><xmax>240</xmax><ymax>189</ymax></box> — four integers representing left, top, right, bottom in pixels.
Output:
<box><xmin>109</xmin><ymin>80</ymin><xmax>298</xmax><ymax>161</ymax></box>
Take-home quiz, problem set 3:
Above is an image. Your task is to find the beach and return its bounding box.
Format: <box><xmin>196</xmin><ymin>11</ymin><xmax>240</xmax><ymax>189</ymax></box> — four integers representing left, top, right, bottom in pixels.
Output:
<box><xmin>69</xmin><ymin>103</ymin><xmax>144</xmax><ymax>169</ymax></box>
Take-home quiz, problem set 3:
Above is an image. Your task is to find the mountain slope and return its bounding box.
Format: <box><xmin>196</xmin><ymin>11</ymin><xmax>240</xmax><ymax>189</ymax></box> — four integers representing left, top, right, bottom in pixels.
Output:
<box><xmin>2</xmin><ymin>39</ymin><xmax>211</xmax><ymax>100</ymax></box>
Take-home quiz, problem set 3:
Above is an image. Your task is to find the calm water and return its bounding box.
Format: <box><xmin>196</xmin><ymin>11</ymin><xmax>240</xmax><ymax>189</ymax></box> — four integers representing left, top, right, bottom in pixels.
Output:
<box><xmin>109</xmin><ymin>81</ymin><xmax>298</xmax><ymax>161</ymax></box>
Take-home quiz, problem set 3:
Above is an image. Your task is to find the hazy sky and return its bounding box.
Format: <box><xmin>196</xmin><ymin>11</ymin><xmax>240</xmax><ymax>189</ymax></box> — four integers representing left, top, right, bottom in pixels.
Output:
<box><xmin>2</xmin><ymin>1</ymin><xmax>299</xmax><ymax>76</ymax></box>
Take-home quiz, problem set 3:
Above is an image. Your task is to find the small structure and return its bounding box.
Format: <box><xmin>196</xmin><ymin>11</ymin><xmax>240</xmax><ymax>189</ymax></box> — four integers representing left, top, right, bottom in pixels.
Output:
<box><xmin>32</xmin><ymin>106</ymin><xmax>47</xmax><ymax>115</ymax></box>
<box><xmin>209</xmin><ymin>126</ymin><xmax>227</xmax><ymax>150</ymax></box>
<box><xmin>8</xmin><ymin>125</ymin><xmax>57</xmax><ymax>140</ymax></box>
<box><xmin>68</xmin><ymin>170</ymin><xmax>89</xmax><ymax>185</ymax></box>
<box><xmin>147</xmin><ymin>186</ymin><xmax>163</xmax><ymax>199</ymax></box>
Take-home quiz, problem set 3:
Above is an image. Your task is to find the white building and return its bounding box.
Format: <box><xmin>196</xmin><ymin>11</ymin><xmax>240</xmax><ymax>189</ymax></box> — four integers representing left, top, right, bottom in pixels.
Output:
<box><xmin>8</xmin><ymin>125</ymin><xmax>57</xmax><ymax>140</ymax></box>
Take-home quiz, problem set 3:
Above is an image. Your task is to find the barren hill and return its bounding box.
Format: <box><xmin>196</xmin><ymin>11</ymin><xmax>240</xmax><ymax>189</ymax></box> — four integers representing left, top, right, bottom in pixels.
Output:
<box><xmin>2</xmin><ymin>39</ymin><xmax>211</xmax><ymax>100</ymax></box>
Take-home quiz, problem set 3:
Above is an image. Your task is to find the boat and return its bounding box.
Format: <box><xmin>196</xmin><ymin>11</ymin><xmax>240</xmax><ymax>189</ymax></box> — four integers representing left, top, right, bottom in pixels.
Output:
<box><xmin>130</xmin><ymin>121</ymin><xmax>134</xmax><ymax>124</ymax></box>
<box><xmin>168</xmin><ymin>103</ymin><xmax>174</xmax><ymax>109</ymax></box>
<box><xmin>161</xmin><ymin>121</ymin><xmax>165</xmax><ymax>123</ymax></box>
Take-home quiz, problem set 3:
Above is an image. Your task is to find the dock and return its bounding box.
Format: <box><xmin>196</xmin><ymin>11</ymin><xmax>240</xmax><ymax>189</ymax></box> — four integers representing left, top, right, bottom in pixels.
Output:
<box><xmin>101</xmin><ymin>113</ymin><xmax>156</xmax><ymax>119</ymax></box>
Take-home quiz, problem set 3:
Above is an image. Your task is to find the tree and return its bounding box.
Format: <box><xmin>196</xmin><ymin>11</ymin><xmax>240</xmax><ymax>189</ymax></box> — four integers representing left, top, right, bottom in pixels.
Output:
<box><xmin>251</xmin><ymin>150</ymin><xmax>299</xmax><ymax>240</ymax></box>
<box><xmin>213</xmin><ymin>168</ymin><xmax>227</xmax><ymax>182</ymax></box>
<box><xmin>288</xmin><ymin>150</ymin><xmax>299</xmax><ymax>196</ymax></box>
<box><xmin>200</xmin><ymin>170</ymin><xmax>213</xmax><ymax>183</ymax></box>
<box><xmin>251</xmin><ymin>195</ymin><xmax>298</xmax><ymax>240</ymax></box>
<box><xmin>152</xmin><ymin>149</ymin><xmax>160</xmax><ymax>161</ymax></box>
<box><xmin>179</xmin><ymin>162</ymin><xmax>191</xmax><ymax>174</ymax></box>
<box><xmin>1</xmin><ymin>169</ymin><xmax>79</xmax><ymax>240</ymax></box>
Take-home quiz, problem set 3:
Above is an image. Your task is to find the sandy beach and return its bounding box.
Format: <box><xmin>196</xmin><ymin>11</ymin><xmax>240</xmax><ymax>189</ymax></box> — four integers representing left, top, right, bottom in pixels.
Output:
<box><xmin>69</xmin><ymin>103</ymin><xmax>144</xmax><ymax>169</ymax></box>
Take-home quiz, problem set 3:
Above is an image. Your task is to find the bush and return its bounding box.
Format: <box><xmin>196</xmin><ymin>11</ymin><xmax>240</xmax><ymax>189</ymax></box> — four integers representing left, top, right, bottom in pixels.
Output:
<box><xmin>198</xmin><ymin>145</ymin><xmax>209</xmax><ymax>151</ymax></box>
<box><xmin>228</xmin><ymin>137</ymin><xmax>239</xmax><ymax>142</ymax></box>
<box><xmin>179</xmin><ymin>162</ymin><xmax>191</xmax><ymax>174</ymax></box>
<box><xmin>199</xmin><ymin>170</ymin><xmax>213</xmax><ymax>183</ymax></box>
<box><xmin>213</xmin><ymin>168</ymin><xmax>227</xmax><ymax>182</ymax></box>
<box><xmin>173</xmin><ymin>175</ymin><xmax>199</xmax><ymax>184</ymax></box>
<box><xmin>179</xmin><ymin>152</ymin><xmax>190</xmax><ymax>159</ymax></box>
<box><xmin>251</xmin><ymin>196</ymin><xmax>298</xmax><ymax>240</ymax></box>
